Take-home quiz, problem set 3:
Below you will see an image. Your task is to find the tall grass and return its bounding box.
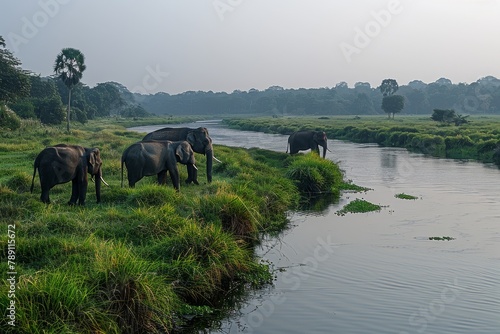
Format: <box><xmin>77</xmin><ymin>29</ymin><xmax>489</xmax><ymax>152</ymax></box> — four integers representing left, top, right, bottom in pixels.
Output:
<box><xmin>0</xmin><ymin>118</ymin><xmax>346</xmax><ymax>332</ymax></box>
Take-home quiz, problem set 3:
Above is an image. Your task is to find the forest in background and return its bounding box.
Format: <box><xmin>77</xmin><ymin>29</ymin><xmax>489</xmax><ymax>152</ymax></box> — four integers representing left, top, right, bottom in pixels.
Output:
<box><xmin>6</xmin><ymin>75</ymin><xmax>500</xmax><ymax>125</ymax></box>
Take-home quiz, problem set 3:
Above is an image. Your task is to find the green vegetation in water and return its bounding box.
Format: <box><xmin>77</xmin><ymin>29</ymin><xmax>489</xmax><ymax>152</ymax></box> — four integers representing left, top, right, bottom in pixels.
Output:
<box><xmin>335</xmin><ymin>198</ymin><xmax>382</xmax><ymax>216</ymax></box>
<box><xmin>395</xmin><ymin>193</ymin><xmax>419</xmax><ymax>200</ymax></box>
<box><xmin>0</xmin><ymin>119</ymin><xmax>346</xmax><ymax>333</ymax></box>
<box><xmin>429</xmin><ymin>236</ymin><xmax>455</xmax><ymax>241</ymax></box>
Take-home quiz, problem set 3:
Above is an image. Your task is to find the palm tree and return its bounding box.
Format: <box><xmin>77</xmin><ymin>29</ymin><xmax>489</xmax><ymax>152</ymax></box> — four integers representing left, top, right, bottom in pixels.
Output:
<box><xmin>54</xmin><ymin>48</ymin><xmax>86</xmax><ymax>132</ymax></box>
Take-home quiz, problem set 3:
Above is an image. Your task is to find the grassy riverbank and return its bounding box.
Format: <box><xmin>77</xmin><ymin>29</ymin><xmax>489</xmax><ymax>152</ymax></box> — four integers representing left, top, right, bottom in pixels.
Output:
<box><xmin>224</xmin><ymin>115</ymin><xmax>500</xmax><ymax>164</ymax></box>
<box><xmin>0</xmin><ymin>119</ymin><xmax>346</xmax><ymax>333</ymax></box>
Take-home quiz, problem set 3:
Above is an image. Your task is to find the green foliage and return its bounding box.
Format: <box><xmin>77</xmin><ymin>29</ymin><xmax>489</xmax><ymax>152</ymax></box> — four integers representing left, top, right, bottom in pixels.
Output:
<box><xmin>36</xmin><ymin>96</ymin><xmax>65</xmax><ymax>125</ymax></box>
<box><xmin>380</xmin><ymin>78</ymin><xmax>399</xmax><ymax>96</ymax></box>
<box><xmin>0</xmin><ymin>36</ymin><xmax>31</xmax><ymax>103</ymax></box>
<box><xmin>195</xmin><ymin>186</ymin><xmax>260</xmax><ymax>241</ymax></box>
<box><xmin>381</xmin><ymin>94</ymin><xmax>405</xmax><ymax>118</ymax></box>
<box><xmin>286</xmin><ymin>153</ymin><xmax>343</xmax><ymax>196</ymax></box>
<box><xmin>431</xmin><ymin>109</ymin><xmax>469</xmax><ymax>125</ymax></box>
<box><xmin>336</xmin><ymin>199</ymin><xmax>382</xmax><ymax>216</ymax></box>
<box><xmin>146</xmin><ymin>222</ymin><xmax>251</xmax><ymax>302</ymax></box>
<box><xmin>8</xmin><ymin>99</ymin><xmax>36</xmax><ymax>119</ymax></box>
<box><xmin>0</xmin><ymin>105</ymin><xmax>21</xmax><ymax>130</ymax></box>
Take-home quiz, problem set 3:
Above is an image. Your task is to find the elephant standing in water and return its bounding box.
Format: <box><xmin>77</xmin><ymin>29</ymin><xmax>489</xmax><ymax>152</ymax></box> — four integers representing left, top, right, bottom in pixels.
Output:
<box><xmin>121</xmin><ymin>140</ymin><xmax>198</xmax><ymax>190</ymax></box>
<box><xmin>142</xmin><ymin>127</ymin><xmax>214</xmax><ymax>182</ymax></box>
<box><xmin>30</xmin><ymin>144</ymin><xmax>107</xmax><ymax>205</ymax></box>
<box><xmin>286</xmin><ymin>131</ymin><xmax>328</xmax><ymax>158</ymax></box>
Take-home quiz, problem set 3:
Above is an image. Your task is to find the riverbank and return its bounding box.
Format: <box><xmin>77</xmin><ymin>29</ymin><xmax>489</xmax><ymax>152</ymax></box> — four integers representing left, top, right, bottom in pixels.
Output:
<box><xmin>224</xmin><ymin>115</ymin><xmax>500</xmax><ymax>165</ymax></box>
<box><xmin>0</xmin><ymin>119</ymin><xmax>346</xmax><ymax>333</ymax></box>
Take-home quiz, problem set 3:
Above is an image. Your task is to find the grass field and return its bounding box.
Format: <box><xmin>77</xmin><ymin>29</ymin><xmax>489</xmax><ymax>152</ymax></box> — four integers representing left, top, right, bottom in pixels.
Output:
<box><xmin>0</xmin><ymin>118</ymin><xmax>346</xmax><ymax>333</ymax></box>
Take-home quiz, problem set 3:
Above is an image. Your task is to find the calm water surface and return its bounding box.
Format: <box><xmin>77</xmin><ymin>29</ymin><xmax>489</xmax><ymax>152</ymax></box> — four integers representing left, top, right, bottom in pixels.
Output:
<box><xmin>130</xmin><ymin>121</ymin><xmax>500</xmax><ymax>334</ymax></box>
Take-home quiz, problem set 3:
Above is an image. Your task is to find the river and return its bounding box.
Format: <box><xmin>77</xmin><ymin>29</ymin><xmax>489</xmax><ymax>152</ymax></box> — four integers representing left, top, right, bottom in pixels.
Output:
<box><xmin>129</xmin><ymin>121</ymin><xmax>500</xmax><ymax>334</ymax></box>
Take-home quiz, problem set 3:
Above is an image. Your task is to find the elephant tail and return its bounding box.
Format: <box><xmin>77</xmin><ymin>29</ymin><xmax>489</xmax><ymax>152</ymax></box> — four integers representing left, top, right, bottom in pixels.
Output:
<box><xmin>286</xmin><ymin>141</ymin><xmax>289</xmax><ymax>154</ymax></box>
<box><xmin>121</xmin><ymin>157</ymin><xmax>124</xmax><ymax>188</ymax></box>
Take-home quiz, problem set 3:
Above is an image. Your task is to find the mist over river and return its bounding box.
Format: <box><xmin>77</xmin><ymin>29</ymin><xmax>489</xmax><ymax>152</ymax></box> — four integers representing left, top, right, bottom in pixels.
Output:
<box><xmin>130</xmin><ymin>121</ymin><xmax>500</xmax><ymax>334</ymax></box>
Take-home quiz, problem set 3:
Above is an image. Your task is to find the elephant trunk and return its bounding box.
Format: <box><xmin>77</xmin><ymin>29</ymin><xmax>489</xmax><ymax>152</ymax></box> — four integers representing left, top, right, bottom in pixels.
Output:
<box><xmin>322</xmin><ymin>143</ymin><xmax>327</xmax><ymax>158</ymax></box>
<box><xmin>206</xmin><ymin>149</ymin><xmax>213</xmax><ymax>183</ymax></box>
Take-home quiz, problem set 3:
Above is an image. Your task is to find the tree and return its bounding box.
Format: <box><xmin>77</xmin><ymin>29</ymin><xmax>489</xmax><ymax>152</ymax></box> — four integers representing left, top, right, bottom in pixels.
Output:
<box><xmin>54</xmin><ymin>48</ymin><xmax>86</xmax><ymax>132</ymax></box>
<box><xmin>0</xmin><ymin>36</ymin><xmax>30</xmax><ymax>103</ymax></box>
<box><xmin>431</xmin><ymin>109</ymin><xmax>469</xmax><ymax>125</ymax></box>
<box><xmin>379</xmin><ymin>79</ymin><xmax>399</xmax><ymax>96</ymax></box>
<box><xmin>381</xmin><ymin>94</ymin><xmax>405</xmax><ymax>118</ymax></box>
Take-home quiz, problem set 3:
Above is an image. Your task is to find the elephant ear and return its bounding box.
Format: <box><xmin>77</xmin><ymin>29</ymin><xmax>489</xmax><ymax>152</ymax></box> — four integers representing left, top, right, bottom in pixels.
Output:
<box><xmin>88</xmin><ymin>148</ymin><xmax>100</xmax><ymax>173</ymax></box>
<box><xmin>186</xmin><ymin>131</ymin><xmax>196</xmax><ymax>146</ymax></box>
<box><xmin>175</xmin><ymin>143</ymin><xmax>187</xmax><ymax>163</ymax></box>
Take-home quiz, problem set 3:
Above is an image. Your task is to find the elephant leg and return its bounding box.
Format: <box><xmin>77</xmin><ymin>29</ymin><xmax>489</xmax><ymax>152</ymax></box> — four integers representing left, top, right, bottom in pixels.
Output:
<box><xmin>68</xmin><ymin>178</ymin><xmax>79</xmax><ymax>205</ymax></box>
<box><xmin>312</xmin><ymin>144</ymin><xmax>320</xmax><ymax>156</ymax></box>
<box><xmin>78</xmin><ymin>178</ymin><xmax>88</xmax><ymax>206</ymax></box>
<box><xmin>128</xmin><ymin>174</ymin><xmax>138</xmax><ymax>188</ymax></box>
<box><xmin>186</xmin><ymin>164</ymin><xmax>199</xmax><ymax>185</ymax></box>
<box><xmin>168</xmin><ymin>168</ymin><xmax>180</xmax><ymax>191</ymax></box>
<box><xmin>40</xmin><ymin>186</ymin><xmax>51</xmax><ymax>204</ymax></box>
<box><xmin>157</xmin><ymin>170</ymin><xmax>167</xmax><ymax>185</ymax></box>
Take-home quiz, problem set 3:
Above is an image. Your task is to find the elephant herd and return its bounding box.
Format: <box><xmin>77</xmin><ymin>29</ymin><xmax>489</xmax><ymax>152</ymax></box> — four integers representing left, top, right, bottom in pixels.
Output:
<box><xmin>30</xmin><ymin>127</ymin><xmax>214</xmax><ymax>205</ymax></box>
<box><xmin>30</xmin><ymin>127</ymin><xmax>328</xmax><ymax>205</ymax></box>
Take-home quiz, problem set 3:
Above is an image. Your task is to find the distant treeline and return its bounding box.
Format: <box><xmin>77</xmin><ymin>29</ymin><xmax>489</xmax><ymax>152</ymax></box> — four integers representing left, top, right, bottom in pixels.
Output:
<box><xmin>7</xmin><ymin>77</ymin><xmax>151</xmax><ymax>125</ymax></box>
<box><xmin>135</xmin><ymin>77</ymin><xmax>500</xmax><ymax>116</ymax></box>
<box><xmin>7</xmin><ymin>75</ymin><xmax>500</xmax><ymax>124</ymax></box>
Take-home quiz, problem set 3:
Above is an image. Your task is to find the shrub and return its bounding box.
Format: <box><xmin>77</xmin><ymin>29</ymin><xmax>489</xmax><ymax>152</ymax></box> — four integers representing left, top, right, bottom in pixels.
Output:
<box><xmin>196</xmin><ymin>190</ymin><xmax>259</xmax><ymax>241</ymax></box>
<box><xmin>0</xmin><ymin>105</ymin><xmax>21</xmax><ymax>130</ymax></box>
<box><xmin>148</xmin><ymin>223</ymin><xmax>251</xmax><ymax>303</ymax></box>
<box><xmin>286</xmin><ymin>153</ymin><xmax>343</xmax><ymax>195</ymax></box>
<box><xmin>92</xmin><ymin>240</ymin><xmax>178</xmax><ymax>333</ymax></box>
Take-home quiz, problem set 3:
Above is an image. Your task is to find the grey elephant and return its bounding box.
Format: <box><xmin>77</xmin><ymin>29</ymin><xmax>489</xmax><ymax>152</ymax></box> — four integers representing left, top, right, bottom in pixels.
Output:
<box><xmin>142</xmin><ymin>127</ymin><xmax>214</xmax><ymax>182</ymax></box>
<box><xmin>286</xmin><ymin>131</ymin><xmax>328</xmax><ymax>158</ymax></box>
<box><xmin>121</xmin><ymin>140</ymin><xmax>197</xmax><ymax>190</ymax></box>
<box><xmin>30</xmin><ymin>144</ymin><xmax>107</xmax><ymax>205</ymax></box>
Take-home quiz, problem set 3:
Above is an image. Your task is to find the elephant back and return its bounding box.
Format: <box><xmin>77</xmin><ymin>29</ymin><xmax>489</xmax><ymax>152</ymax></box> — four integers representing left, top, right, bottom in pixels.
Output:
<box><xmin>142</xmin><ymin>127</ymin><xmax>189</xmax><ymax>141</ymax></box>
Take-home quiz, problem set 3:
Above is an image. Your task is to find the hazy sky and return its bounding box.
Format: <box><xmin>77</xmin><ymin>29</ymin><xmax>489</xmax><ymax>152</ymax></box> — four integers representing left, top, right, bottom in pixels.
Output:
<box><xmin>2</xmin><ymin>0</ymin><xmax>499</xmax><ymax>94</ymax></box>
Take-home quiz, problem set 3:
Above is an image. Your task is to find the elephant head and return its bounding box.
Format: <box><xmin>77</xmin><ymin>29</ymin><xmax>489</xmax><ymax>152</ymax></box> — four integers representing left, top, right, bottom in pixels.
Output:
<box><xmin>312</xmin><ymin>131</ymin><xmax>328</xmax><ymax>158</ymax></box>
<box><xmin>173</xmin><ymin>141</ymin><xmax>199</xmax><ymax>185</ymax></box>
<box><xmin>142</xmin><ymin>127</ymin><xmax>214</xmax><ymax>182</ymax></box>
<box><xmin>86</xmin><ymin>147</ymin><xmax>105</xmax><ymax>202</ymax></box>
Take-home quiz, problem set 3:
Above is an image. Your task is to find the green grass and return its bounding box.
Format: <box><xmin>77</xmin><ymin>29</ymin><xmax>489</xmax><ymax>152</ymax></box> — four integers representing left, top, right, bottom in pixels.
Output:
<box><xmin>336</xmin><ymin>199</ymin><xmax>382</xmax><ymax>216</ymax></box>
<box><xmin>0</xmin><ymin>118</ymin><xmax>346</xmax><ymax>332</ymax></box>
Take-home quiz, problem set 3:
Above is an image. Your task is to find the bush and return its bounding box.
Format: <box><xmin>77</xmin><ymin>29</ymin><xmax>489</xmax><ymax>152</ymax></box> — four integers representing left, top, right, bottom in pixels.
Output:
<box><xmin>0</xmin><ymin>105</ymin><xmax>21</xmax><ymax>130</ymax></box>
<box><xmin>286</xmin><ymin>153</ymin><xmax>343</xmax><ymax>195</ymax></box>
<box><xmin>196</xmin><ymin>190</ymin><xmax>259</xmax><ymax>241</ymax></box>
<box><xmin>148</xmin><ymin>222</ymin><xmax>251</xmax><ymax>303</ymax></box>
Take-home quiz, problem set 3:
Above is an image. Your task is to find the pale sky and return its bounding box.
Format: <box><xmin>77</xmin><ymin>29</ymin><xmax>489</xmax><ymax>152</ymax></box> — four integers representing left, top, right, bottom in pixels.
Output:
<box><xmin>1</xmin><ymin>0</ymin><xmax>499</xmax><ymax>94</ymax></box>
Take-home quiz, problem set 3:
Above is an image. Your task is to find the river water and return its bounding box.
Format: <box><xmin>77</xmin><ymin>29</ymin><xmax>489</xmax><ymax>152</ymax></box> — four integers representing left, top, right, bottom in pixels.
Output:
<box><xmin>130</xmin><ymin>121</ymin><xmax>500</xmax><ymax>334</ymax></box>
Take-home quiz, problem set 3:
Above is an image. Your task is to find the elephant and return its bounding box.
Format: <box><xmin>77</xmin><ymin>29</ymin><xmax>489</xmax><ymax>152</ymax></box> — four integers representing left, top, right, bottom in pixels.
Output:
<box><xmin>121</xmin><ymin>140</ymin><xmax>198</xmax><ymax>190</ymax></box>
<box><xmin>286</xmin><ymin>130</ymin><xmax>328</xmax><ymax>158</ymax></box>
<box><xmin>30</xmin><ymin>144</ymin><xmax>107</xmax><ymax>205</ymax></box>
<box><xmin>142</xmin><ymin>127</ymin><xmax>214</xmax><ymax>182</ymax></box>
